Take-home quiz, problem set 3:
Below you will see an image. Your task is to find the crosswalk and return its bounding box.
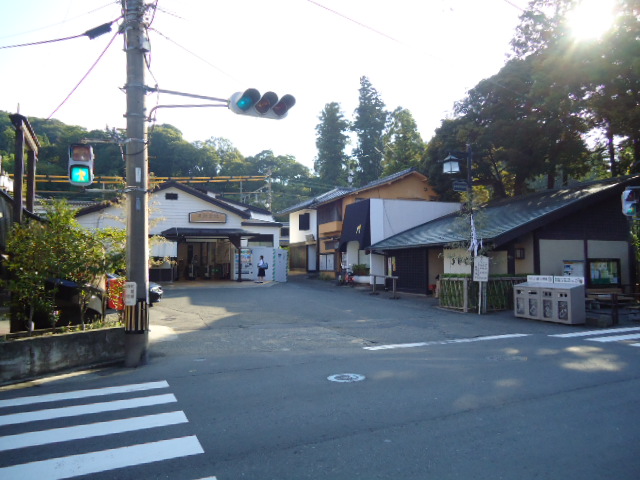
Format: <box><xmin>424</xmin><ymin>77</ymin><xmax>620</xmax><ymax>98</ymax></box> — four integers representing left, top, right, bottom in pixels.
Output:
<box><xmin>549</xmin><ymin>326</ymin><xmax>640</xmax><ymax>347</ymax></box>
<box><xmin>364</xmin><ymin>327</ymin><xmax>640</xmax><ymax>352</ymax></box>
<box><xmin>0</xmin><ymin>381</ymin><xmax>208</xmax><ymax>480</ymax></box>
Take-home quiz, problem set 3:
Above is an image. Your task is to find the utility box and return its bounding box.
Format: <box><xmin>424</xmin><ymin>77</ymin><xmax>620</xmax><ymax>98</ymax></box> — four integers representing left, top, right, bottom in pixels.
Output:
<box><xmin>514</xmin><ymin>278</ymin><xmax>585</xmax><ymax>324</ymax></box>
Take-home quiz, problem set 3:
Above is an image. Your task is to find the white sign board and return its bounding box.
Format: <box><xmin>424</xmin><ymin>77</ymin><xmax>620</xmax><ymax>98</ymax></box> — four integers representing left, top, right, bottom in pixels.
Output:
<box><xmin>554</xmin><ymin>276</ymin><xmax>585</xmax><ymax>284</ymax></box>
<box><xmin>123</xmin><ymin>282</ymin><xmax>137</xmax><ymax>306</ymax></box>
<box><xmin>527</xmin><ymin>275</ymin><xmax>554</xmax><ymax>283</ymax></box>
<box><xmin>473</xmin><ymin>256</ymin><xmax>490</xmax><ymax>282</ymax></box>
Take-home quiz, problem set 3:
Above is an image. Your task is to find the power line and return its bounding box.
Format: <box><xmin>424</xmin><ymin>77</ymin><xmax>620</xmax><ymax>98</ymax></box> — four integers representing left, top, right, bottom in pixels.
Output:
<box><xmin>0</xmin><ymin>1</ymin><xmax>118</xmax><ymax>41</ymax></box>
<box><xmin>0</xmin><ymin>19</ymin><xmax>120</xmax><ymax>50</ymax></box>
<box><xmin>148</xmin><ymin>27</ymin><xmax>243</xmax><ymax>83</ymax></box>
<box><xmin>47</xmin><ymin>29</ymin><xmax>120</xmax><ymax>119</ymax></box>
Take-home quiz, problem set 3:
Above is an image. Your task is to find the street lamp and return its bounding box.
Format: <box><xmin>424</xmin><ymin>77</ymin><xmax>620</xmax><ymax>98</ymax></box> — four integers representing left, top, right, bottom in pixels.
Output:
<box><xmin>442</xmin><ymin>144</ymin><xmax>472</xmax><ymax>193</ymax></box>
<box><xmin>442</xmin><ymin>143</ymin><xmax>485</xmax><ymax>314</ymax></box>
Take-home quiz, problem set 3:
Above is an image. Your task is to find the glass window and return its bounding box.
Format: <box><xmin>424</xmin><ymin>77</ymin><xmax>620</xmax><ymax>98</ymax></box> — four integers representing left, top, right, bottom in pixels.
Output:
<box><xmin>587</xmin><ymin>258</ymin><xmax>621</xmax><ymax>287</ymax></box>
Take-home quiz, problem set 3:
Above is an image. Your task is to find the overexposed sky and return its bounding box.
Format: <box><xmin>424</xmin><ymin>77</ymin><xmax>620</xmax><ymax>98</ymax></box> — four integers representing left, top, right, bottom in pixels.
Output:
<box><xmin>0</xmin><ymin>0</ymin><xmax>527</xmax><ymax>170</ymax></box>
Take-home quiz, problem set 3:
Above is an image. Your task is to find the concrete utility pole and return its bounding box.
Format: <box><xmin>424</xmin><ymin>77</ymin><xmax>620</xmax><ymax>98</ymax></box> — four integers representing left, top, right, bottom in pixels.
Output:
<box><xmin>123</xmin><ymin>0</ymin><xmax>150</xmax><ymax>366</ymax></box>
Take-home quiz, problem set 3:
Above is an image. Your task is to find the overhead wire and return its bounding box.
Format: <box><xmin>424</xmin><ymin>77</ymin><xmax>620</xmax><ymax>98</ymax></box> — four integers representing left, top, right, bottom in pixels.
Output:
<box><xmin>0</xmin><ymin>1</ymin><xmax>118</xmax><ymax>41</ymax></box>
<box><xmin>47</xmin><ymin>28</ymin><xmax>120</xmax><ymax>120</ymax></box>
<box><xmin>306</xmin><ymin>0</ymin><xmax>527</xmax><ymax>107</ymax></box>
<box><xmin>0</xmin><ymin>17</ymin><xmax>121</xmax><ymax>50</ymax></box>
<box><xmin>148</xmin><ymin>27</ymin><xmax>244</xmax><ymax>84</ymax></box>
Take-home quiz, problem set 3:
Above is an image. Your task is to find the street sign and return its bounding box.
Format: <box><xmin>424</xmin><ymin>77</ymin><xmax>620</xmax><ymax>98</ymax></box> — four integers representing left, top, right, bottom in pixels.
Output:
<box><xmin>453</xmin><ymin>180</ymin><xmax>468</xmax><ymax>192</ymax></box>
<box><xmin>473</xmin><ymin>255</ymin><xmax>489</xmax><ymax>282</ymax></box>
<box><xmin>124</xmin><ymin>282</ymin><xmax>137</xmax><ymax>306</ymax></box>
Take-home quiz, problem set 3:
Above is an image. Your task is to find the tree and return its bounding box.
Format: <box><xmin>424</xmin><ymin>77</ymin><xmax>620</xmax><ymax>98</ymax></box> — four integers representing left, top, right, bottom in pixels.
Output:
<box><xmin>148</xmin><ymin>124</ymin><xmax>219</xmax><ymax>177</ymax></box>
<box><xmin>352</xmin><ymin>76</ymin><xmax>388</xmax><ymax>185</ymax></box>
<box><xmin>381</xmin><ymin>107</ymin><xmax>425</xmax><ymax>176</ymax></box>
<box><xmin>4</xmin><ymin>200</ymin><xmax>126</xmax><ymax>332</ymax></box>
<box><xmin>315</xmin><ymin>102</ymin><xmax>351</xmax><ymax>186</ymax></box>
<box><xmin>243</xmin><ymin>150</ymin><xmax>315</xmax><ymax>213</ymax></box>
<box><xmin>510</xmin><ymin>0</ymin><xmax>640</xmax><ymax>175</ymax></box>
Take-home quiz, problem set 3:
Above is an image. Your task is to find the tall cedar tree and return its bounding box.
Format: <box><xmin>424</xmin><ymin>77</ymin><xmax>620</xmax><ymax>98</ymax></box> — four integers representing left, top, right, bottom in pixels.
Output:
<box><xmin>315</xmin><ymin>102</ymin><xmax>351</xmax><ymax>186</ymax></box>
<box><xmin>352</xmin><ymin>76</ymin><xmax>388</xmax><ymax>186</ymax></box>
<box><xmin>382</xmin><ymin>107</ymin><xmax>425</xmax><ymax>176</ymax></box>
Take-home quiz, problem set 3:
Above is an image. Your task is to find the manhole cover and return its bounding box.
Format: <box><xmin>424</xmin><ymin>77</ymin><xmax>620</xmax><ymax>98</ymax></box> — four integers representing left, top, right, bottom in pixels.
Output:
<box><xmin>327</xmin><ymin>373</ymin><xmax>365</xmax><ymax>383</ymax></box>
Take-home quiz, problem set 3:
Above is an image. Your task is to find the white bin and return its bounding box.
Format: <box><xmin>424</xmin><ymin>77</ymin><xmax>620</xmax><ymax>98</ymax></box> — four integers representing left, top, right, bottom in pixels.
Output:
<box><xmin>514</xmin><ymin>282</ymin><xmax>585</xmax><ymax>324</ymax></box>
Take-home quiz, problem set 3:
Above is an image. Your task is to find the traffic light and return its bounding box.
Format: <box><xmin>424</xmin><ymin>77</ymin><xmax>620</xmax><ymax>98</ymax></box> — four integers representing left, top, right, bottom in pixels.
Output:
<box><xmin>229</xmin><ymin>89</ymin><xmax>296</xmax><ymax>119</ymax></box>
<box><xmin>621</xmin><ymin>187</ymin><xmax>640</xmax><ymax>217</ymax></box>
<box><xmin>68</xmin><ymin>144</ymin><xmax>94</xmax><ymax>186</ymax></box>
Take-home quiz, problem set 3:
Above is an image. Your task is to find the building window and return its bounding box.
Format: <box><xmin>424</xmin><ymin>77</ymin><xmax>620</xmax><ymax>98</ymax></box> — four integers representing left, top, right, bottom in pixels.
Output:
<box><xmin>299</xmin><ymin>212</ymin><xmax>310</xmax><ymax>231</ymax></box>
<box><xmin>165</xmin><ymin>193</ymin><xmax>178</xmax><ymax>200</ymax></box>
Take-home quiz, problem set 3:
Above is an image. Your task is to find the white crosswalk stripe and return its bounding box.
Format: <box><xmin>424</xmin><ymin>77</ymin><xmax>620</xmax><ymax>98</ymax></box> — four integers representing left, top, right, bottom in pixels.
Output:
<box><xmin>364</xmin><ymin>333</ymin><xmax>530</xmax><ymax>351</ymax></box>
<box><xmin>549</xmin><ymin>327</ymin><xmax>640</xmax><ymax>347</ymax></box>
<box><xmin>0</xmin><ymin>381</ymin><xmax>208</xmax><ymax>480</ymax></box>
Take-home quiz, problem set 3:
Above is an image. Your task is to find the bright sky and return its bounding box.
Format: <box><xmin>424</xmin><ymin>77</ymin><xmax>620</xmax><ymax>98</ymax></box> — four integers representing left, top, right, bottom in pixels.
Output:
<box><xmin>0</xmin><ymin>0</ymin><xmax>529</xmax><ymax>171</ymax></box>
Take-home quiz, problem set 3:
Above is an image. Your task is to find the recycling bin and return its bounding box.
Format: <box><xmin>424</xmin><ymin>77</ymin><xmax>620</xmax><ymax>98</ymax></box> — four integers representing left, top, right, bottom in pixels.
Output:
<box><xmin>514</xmin><ymin>281</ymin><xmax>585</xmax><ymax>324</ymax></box>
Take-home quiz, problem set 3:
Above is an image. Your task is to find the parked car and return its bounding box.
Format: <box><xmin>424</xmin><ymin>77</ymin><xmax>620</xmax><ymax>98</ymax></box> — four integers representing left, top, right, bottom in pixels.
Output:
<box><xmin>30</xmin><ymin>278</ymin><xmax>106</xmax><ymax>328</ymax></box>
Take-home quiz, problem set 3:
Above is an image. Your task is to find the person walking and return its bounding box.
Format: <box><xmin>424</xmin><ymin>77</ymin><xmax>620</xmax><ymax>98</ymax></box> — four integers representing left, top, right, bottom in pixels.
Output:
<box><xmin>256</xmin><ymin>255</ymin><xmax>267</xmax><ymax>283</ymax></box>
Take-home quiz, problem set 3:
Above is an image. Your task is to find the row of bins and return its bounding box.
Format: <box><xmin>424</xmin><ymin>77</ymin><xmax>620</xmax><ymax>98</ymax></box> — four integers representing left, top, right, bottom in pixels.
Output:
<box><xmin>514</xmin><ymin>281</ymin><xmax>585</xmax><ymax>324</ymax></box>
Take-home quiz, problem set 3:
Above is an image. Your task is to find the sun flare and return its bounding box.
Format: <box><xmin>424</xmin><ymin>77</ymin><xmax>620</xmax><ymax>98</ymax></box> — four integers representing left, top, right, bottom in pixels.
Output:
<box><xmin>566</xmin><ymin>0</ymin><xmax>616</xmax><ymax>40</ymax></box>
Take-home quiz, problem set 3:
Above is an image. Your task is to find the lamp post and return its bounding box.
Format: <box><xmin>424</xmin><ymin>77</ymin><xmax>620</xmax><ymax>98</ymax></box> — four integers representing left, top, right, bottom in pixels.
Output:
<box><xmin>443</xmin><ymin>144</ymin><xmax>486</xmax><ymax>314</ymax></box>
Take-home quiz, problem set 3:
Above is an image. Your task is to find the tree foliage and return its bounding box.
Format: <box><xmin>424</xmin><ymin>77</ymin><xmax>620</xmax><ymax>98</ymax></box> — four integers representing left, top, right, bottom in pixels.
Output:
<box><xmin>314</xmin><ymin>102</ymin><xmax>351</xmax><ymax>186</ymax></box>
<box><xmin>4</xmin><ymin>200</ymin><xmax>126</xmax><ymax>332</ymax></box>
<box><xmin>381</xmin><ymin>107</ymin><xmax>425</xmax><ymax>176</ymax></box>
<box><xmin>510</xmin><ymin>0</ymin><xmax>640</xmax><ymax>175</ymax></box>
<box><xmin>353</xmin><ymin>76</ymin><xmax>388</xmax><ymax>186</ymax></box>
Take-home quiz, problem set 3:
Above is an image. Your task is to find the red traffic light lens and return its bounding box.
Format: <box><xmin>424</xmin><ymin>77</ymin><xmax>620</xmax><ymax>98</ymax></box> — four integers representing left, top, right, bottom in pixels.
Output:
<box><xmin>272</xmin><ymin>94</ymin><xmax>296</xmax><ymax>117</ymax></box>
<box><xmin>70</xmin><ymin>144</ymin><xmax>93</xmax><ymax>162</ymax></box>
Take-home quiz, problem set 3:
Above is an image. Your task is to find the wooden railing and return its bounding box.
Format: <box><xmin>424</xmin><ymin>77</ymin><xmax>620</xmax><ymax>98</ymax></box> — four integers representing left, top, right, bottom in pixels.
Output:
<box><xmin>438</xmin><ymin>276</ymin><xmax>527</xmax><ymax>312</ymax></box>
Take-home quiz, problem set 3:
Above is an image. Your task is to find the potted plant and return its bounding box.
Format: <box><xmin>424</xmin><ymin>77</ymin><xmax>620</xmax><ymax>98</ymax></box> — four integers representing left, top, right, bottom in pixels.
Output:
<box><xmin>351</xmin><ymin>264</ymin><xmax>369</xmax><ymax>275</ymax></box>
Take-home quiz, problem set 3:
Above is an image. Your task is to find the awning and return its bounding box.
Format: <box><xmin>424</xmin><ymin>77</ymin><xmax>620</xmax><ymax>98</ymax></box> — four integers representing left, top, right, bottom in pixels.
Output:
<box><xmin>339</xmin><ymin>200</ymin><xmax>370</xmax><ymax>252</ymax></box>
<box><xmin>160</xmin><ymin>227</ymin><xmax>260</xmax><ymax>239</ymax></box>
<box><xmin>160</xmin><ymin>227</ymin><xmax>261</xmax><ymax>249</ymax></box>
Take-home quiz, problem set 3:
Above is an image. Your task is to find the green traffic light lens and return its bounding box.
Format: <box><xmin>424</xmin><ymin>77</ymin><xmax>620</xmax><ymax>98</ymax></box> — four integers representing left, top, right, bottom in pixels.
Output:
<box><xmin>70</xmin><ymin>166</ymin><xmax>92</xmax><ymax>184</ymax></box>
<box><xmin>236</xmin><ymin>88</ymin><xmax>261</xmax><ymax>111</ymax></box>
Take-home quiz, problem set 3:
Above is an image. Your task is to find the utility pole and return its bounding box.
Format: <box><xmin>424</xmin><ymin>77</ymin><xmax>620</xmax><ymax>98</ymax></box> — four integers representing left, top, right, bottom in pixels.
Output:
<box><xmin>123</xmin><ymin>0</ymin><xmax>149</xmax><ymax>366</ymax></box>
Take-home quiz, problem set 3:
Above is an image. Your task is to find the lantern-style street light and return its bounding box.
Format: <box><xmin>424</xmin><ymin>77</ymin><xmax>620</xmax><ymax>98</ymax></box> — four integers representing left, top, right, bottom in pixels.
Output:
<box><xmin>442</xmin><ymin>143</ymin><xmax>486</xmax><ymax>313</ymax></box>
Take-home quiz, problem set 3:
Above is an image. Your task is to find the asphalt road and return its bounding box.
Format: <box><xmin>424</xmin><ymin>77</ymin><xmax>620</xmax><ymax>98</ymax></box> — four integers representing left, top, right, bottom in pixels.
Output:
<box><xmin>1</xmin><ymin>274</ymin><xmax>639</xmax><ymax>480</ymax></box>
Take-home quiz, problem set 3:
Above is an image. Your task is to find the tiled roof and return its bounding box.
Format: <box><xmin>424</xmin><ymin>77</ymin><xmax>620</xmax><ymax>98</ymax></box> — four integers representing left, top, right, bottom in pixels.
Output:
<box><xmin>278</xmin><ymin>168</ymin><xmax>424</xmax><ymax>214</ymax></box>
<box><xmin>278</xmin><ymin>187</ymin><xmax>355</xmax><ymax>214</ymax></box>
<box><xmin>370</xmin><ymin>176</ymin><xmax>640</xmax><ymax>250</ymax></box>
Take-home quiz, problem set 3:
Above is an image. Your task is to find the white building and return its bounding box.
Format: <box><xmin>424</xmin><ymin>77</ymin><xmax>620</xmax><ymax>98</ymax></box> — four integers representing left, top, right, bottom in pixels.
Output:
<box><xmin>76</xmin><ymin>181</ymin><xmax>285</xmax><ymax>282</ymax></box>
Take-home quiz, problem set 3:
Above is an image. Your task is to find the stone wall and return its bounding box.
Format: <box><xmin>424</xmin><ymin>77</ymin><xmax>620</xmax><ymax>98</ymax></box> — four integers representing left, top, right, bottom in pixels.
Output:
<box><xmin>0</xmin><ymin>328</ymin><xmax>125</xmax><ymax>384</ymax></box>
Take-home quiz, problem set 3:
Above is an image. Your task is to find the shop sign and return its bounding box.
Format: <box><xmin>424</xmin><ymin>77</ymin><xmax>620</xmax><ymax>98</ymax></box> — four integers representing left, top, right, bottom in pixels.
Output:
<box><xmin>189</xmin><ymin>210</ymin><xmax>227</xmax><ymax>223</ymax></box>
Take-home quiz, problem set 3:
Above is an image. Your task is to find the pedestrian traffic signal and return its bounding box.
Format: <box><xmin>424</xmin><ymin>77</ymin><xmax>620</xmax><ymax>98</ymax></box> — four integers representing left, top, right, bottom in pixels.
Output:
<box><xmin>622</xmin><ymin>187</ymin><xmax>640</xmax><ymax>217</ymax></box>
<box><xmin>68</xmin><ymin>144</ymin><xmax>94</xmax><ymax>186</ymax></box>
<box><xmin>229</xmin><ymin>89</ymin><xmax>296</xmax><ymax>119</ymax></box>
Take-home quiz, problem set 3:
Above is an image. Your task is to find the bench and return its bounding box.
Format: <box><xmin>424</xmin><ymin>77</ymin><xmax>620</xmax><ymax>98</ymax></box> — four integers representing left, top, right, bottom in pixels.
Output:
<box><xmin>585</xmin><ymin>292</ymin><xmax>640</xmax><ymax>325</ymax></box>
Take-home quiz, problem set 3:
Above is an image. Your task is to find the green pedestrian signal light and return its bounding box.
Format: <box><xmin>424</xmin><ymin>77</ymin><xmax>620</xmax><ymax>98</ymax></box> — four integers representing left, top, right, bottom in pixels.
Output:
<box><xmin>68</xmin><ymin>144</ymin><xmax>94</xmax><ymax>186</ymax></box>
<box><xmin>229</xmin><ymin>89</ymin><xmax>296</xmax><ymax>119</ymax></box>
<box><xmin>70</xmin><ymin>165</ymin><xmax>92</xmax><ymax>184</ymax></box>
<box><xmin>622</xmin><ymin>187</ymin><xmax>640</xmax><ymax>217</ymax></box>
